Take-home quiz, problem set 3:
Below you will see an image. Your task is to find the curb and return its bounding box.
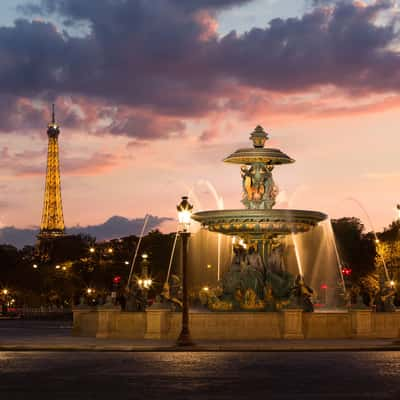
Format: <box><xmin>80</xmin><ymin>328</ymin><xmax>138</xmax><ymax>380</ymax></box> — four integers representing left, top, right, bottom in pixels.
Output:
<box><xmin>1</xmin><ymin>344</ymin><xmax>400</xmax><ymax>352</ymax></box>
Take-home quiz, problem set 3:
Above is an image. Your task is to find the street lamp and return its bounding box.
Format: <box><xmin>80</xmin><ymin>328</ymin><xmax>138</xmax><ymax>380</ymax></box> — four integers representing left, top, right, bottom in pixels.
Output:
<box><xmin>176</xmin><ymin>196</ymin><xmax>194</xmax><ymax>346</ymax></box>
<box><xmin>2</xmin><ymin>289</ymin><xmax>9</xmax><ymax>315</ymax></box>
<box><xmin>136</xmin><ymin>253</ymin><xmax>152</xmax><ymax>307</ymax></box>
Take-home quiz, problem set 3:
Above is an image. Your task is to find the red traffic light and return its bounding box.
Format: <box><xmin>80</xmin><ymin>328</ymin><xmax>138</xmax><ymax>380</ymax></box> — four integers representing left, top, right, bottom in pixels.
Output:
<box><xmin>342</xmin><ymin>267</ymin><xmax>352</xmax><ymax>276</ymax></box>
<box><xmin>113</xmin><ymin>276</ymin><xmax>121</xmax><ymax>284</ymax></box>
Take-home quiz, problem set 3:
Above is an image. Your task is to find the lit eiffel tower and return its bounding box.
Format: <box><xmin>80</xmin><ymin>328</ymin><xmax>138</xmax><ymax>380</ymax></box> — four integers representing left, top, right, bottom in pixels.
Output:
<box><xmin>38</xmin><ymin>104</ymin><xmax>66</xmax><ymax>243</ymax></box>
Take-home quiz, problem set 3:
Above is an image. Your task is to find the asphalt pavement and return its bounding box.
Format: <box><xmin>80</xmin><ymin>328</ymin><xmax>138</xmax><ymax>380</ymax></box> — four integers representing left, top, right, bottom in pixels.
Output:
<box><xmin>1</xmin><ymin>350</ymin><xmax>400</xmax><ymax>399</ymax></box>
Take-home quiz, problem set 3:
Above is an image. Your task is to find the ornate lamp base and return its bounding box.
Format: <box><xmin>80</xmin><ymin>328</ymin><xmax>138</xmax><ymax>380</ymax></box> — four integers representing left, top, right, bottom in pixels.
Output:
<box><xmin>177</xmin><ymin>330</ymin><xmax>195</xmax><ymax>347</ymax></box>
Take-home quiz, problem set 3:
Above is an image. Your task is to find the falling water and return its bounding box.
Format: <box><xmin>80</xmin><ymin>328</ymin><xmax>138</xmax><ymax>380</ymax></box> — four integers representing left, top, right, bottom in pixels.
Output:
<box><xmin>326</xmin><ymin>219</ymin><xmax>346</xmax><ymax>293</ymax></box>
<box><xmin>346</xmin><ymin>197</ymin><xmax>390</xmax><ymax>280</ymax></box>
<box><xmin>127</xmin><ymin>214</ymin><xmax>149</xmax><ymax>288</ymax></box>
<box><xmin>288</xmin><ymin>194</ymin><xmax>304</xmax><ymax>277</ymax></box>
<box><xmin>291</xmin><ymin>233</ymin><xmax>303</xmax><ymax>276</ymax></box>
<box><xmin>165</xmin><ymin>229</ymin><xmax>179</xmax><ymax>283</ymax></box>
<box><xmin>195</xmin><ymin>180</ymin><xmax>225</xmax><ymax>281</ymax></box>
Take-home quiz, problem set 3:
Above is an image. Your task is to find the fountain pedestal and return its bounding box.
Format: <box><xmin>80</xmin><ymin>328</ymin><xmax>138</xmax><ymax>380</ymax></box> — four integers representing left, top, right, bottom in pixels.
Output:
<box><xmin>144</xmin><ymin>305</ymin><xmax>172</xmax><ymax>339</ymax></box>
<box><xmin>350</xmin><ymin>309</ymin><xmax>373</xmax><ymax>338</ymax></box>
<box><xmin>96</xmin><ymin>306</ymin><xmax>121</xmax><ymax>339</ymax></box>
<box><xmin>281</xmin><ymin>308</ymin><xmax>304</xmax><ymax>339</ymax></box>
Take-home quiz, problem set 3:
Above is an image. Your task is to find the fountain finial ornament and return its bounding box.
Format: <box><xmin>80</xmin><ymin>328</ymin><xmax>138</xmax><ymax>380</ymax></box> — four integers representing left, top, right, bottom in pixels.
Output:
<box><xmin>250</xmin><ymin>125</ymin><xmax>269</xmax><ymax>148</ymax></box>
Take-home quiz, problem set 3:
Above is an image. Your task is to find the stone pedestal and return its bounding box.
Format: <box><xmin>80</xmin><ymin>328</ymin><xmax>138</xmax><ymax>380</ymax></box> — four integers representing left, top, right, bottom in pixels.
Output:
<box><xmin>145</xmin><ymin>307</ymin><xmax>171</xmax><ymax>339</ymax></box>
<box><xmin>72</xmin><ymin>306</ymin><xmax>92</xmax><ymax>336</ymax></box>
<box><xmin>281</xmin><ymin>308</ymin><xmax>304</xmax><ymax>339</ymax></box>
<box><xmin>96</xmin><ymin>307</ymin><xmax>121</xmax><ymax>339</ymax></box>
<box><xmin>350</xmin><ymin>309</ymin><xmax>373</xmax><ymax>338</ymax></box>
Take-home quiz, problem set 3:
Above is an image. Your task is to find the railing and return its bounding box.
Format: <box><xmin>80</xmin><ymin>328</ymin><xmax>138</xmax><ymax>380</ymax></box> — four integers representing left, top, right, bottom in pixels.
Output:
<box><xmin>14</xmin><ymin>306</ymin><xmax>73</xmax><ymax>320</ymax></box>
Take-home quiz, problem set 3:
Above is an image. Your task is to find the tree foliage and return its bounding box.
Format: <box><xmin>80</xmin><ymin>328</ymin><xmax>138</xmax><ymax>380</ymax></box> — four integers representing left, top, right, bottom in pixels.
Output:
<box><xmin>0</xmin><ymin>231</ymin><xmax>177</xmax><ymax>306</ymax></box>
<box><xmin>331</xmin><ymin>217</ymin><xmax>376</xmax><ymax>280</ymax></box>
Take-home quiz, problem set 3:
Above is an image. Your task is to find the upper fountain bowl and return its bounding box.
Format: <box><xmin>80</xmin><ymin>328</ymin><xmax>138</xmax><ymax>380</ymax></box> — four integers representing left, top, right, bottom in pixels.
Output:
<box><xmin>223</xmin><ymin>125</ymin><xmax>294</xmax><ymax>165</ymax></box>
<box><xmin>192</xmin><ymin>208</ymin><xmax>327</xmax><ymax>240</ymax></box>
<box><xmin>223</xmin><ymin>147</ymin><xmax>295</xmax><ymax>165</ymax></box>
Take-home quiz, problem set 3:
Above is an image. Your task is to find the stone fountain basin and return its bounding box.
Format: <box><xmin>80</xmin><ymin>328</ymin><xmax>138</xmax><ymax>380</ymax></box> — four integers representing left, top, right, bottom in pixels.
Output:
<box><xmin>192</xmin><ymin>209</ymin><xmax>327</xmax><ymax>239</ymax></box>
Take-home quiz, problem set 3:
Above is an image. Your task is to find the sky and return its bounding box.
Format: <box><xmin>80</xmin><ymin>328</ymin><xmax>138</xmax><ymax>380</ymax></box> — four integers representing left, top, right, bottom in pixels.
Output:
<box><xmin>0</xmin><ymin>0</ymin><xmax>400</xmax><ymax>236</ymax></box>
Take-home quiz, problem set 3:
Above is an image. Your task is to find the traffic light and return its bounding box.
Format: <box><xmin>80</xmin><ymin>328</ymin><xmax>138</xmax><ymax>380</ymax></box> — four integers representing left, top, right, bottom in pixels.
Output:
<box><xmin>342</xmin><ymin>267</ymin><xmax>352</xmax><ymax>277</ymax></box>
<box><xmin>112</xmin><ymin>275</ymin><xmax>121</xmax><ymax>292</ymax></box>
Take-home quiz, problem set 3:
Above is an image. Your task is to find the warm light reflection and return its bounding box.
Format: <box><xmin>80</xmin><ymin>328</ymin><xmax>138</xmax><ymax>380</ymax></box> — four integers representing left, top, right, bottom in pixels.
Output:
<box><xmin>89</xmin><ymin>247</ymin><xmax>95</xmax><ymax>253</ymax></box>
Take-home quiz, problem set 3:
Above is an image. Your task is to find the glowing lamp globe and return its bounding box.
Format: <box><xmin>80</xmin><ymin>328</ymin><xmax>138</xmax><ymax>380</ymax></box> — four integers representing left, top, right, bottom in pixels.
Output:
<box><xmin>177</xmin><ymin>196</ymin><xmax>193</xmax><ymax>231</ymax></box>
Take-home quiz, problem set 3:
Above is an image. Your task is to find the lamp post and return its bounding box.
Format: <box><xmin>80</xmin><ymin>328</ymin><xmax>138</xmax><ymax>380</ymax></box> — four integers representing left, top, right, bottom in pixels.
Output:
<box><xmin>2</xmin><ymin>289</ymin><xmax>9</xmax><ymax>315</ymax></box>
<box><xmin>137</xmin><ymin>253</ymin><xmax>152</xmax><ymax>308</ymax></box>
<box><xmin>176</xmin><ymin>196</ymin><xmax>194</xmax><ymax>346</ymax></box>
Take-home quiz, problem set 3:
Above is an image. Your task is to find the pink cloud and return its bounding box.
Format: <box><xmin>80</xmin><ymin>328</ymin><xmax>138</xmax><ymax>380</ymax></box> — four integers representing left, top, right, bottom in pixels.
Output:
<box><xmin>0</xmin><ymin>145</ymin><xmax>122</xmax><ymax>177</ymax></box>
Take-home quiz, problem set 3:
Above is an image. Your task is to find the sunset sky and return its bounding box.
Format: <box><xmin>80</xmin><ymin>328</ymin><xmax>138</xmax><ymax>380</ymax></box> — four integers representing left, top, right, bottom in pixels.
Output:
<box><xmin>0</xmin><ymin>0</ymin><xmax>400</xmax><ymax>235</ymax></box>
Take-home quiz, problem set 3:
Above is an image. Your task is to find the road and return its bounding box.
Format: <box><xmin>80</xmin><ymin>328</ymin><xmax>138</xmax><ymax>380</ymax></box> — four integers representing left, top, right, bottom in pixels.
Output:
<box><xmin>0</xmin><ymin>351</ymin><xmax>399</xmax><ymax>400</ymax></box>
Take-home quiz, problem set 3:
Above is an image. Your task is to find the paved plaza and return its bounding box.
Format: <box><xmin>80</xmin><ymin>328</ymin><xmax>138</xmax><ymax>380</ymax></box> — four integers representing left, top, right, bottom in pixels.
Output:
<box><xmin>0</xmin><ymin>320</ymin><xmax>400</xmax><ymax>399</ymax></box>
<box><xmin>1</xmin><ymin>350</ymin><xmax>400</xmax><ymax>399</ymax></box>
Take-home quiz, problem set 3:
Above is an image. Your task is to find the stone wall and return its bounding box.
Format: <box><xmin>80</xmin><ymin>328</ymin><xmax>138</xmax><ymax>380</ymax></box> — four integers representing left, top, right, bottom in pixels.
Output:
<box><xmin>73</xmin><ymin>307</ymin><xmax>400</xmax><ymax>340</ymax></box>
<box><xmin>167</xmin><ymin>312</ymin><xmax>281</xmax><ymax>340</ymax></box>
<box><xmin>303</xmin><ymin>312</ymin><xmax>350</xmax><ymax>339</ymax></box>
<box><xmin>373</xmin><ymin>312</ymin><xmax>400</xmax><ymax>338</ymax></box>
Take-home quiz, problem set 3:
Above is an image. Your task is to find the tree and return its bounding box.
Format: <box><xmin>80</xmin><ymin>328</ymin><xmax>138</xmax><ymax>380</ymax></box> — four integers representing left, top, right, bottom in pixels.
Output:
<box><xmin>332</xmin><ymin>217</ymin><xmax>376</xmax><ymax>281</ymax></box>
<box><xmin>376</xmin><ymin>220</ymin><xmax>400</xmax><ymax>283</ymax></box>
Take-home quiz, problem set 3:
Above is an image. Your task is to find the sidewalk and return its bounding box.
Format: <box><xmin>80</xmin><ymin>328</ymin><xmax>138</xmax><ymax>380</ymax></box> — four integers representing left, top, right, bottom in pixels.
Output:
<box><xmin>1</xmin><ymin>336</ymin><xmax>400</xmax><ymax>352</ymax></box>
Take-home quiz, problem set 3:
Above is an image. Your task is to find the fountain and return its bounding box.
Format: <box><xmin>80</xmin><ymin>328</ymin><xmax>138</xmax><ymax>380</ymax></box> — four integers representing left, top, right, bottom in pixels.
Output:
<box><xmin>73</xmin><ymin>125</ymin><xmax>400</xmax><ymax>340</ymax></box>
<box><xmin>191</xmin><ymin>125</ymin><xmax>327</xmax><ymax>311</ymax></box>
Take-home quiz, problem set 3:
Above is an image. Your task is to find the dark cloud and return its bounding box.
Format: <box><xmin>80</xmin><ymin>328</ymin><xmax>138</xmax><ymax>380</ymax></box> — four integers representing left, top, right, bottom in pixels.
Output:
<box><xmin>107</xmin><ymin>110</ymin><xmax>186</xmax><ymax>138</ymax></box>
<box><xmin>216</xmin><ymin>0</ymin><xmax>399</xmax><ymax>92</ymax></box>
<box><xmin>0</xmin><ymin>95</ymin><xmax>48</xmax><ymax>132</ymax></box>
<box><xmin>0</xmin><ymin>215</ymin><xmax>172</xmax><ymax>248</ymax></box>
<box><xmin>1</xmin><ymin>0</ymin><xmax>400</xmax><ymax>136</ymax></box>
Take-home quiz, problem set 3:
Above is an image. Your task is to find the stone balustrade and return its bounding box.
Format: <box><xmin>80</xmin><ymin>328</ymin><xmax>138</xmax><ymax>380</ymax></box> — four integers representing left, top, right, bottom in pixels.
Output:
<box><xmin>73</xmin><ymin>306</ymin><xmax>400</xmax><ymax>340</ymax></box>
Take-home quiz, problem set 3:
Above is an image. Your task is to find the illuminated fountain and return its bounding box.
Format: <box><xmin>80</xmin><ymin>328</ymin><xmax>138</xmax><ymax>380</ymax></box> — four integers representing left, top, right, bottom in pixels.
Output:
<box><xmin>73</xmin><ymin>125</ymin><xmax>400</xmax><ymax>340</ymax></box>
<box><xmin>192</xmin><ymin>125</ymin><xmax>329</xmax><ymax>311</ymax></box>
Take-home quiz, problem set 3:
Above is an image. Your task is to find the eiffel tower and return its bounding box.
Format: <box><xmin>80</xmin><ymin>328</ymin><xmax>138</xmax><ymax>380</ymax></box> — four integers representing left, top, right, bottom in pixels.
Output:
<box><xmin>37</xmin><ymin>104</ymin><xmax>65</xmax><ymax>251</ymax></box>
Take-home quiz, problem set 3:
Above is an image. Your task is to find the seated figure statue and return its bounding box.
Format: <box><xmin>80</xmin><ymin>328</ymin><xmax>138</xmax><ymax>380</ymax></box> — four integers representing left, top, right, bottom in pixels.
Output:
<box><xmin>222</xmin><ymin>245</ymin><xmax>245</xmax><ymax>297</ymax></box>
<box><xmin>160</xmin><ymin>274</ymin><xmax>183</xmax><ymax>310</ymax></box>
<box><xmin>291</xmin><ymin>275</ymin><xmax>314</xmax><ymax>312</ymax></box>
<box><xmin>268</xmin><ymin>241</ymin><xmax>285</xmax><ymax>274</ymax></box>
<box><xmin>265</xmin><ymin>241</ymin><xmax>293</xmax><ymax>301</ymax></box>
<box><xmin>377</xmin><ymin>281</ymin><xmax>396</xmax><ymax>312</ymax></box>
<box><xmin>240</xmin><ymin>246</ymin><xmax>265</xmax><ymax>300</ymax></box>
